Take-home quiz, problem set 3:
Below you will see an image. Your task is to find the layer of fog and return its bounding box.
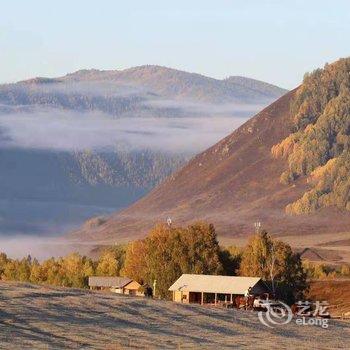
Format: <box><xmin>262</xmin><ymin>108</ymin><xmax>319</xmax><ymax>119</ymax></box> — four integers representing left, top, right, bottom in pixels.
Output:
<box><xmin>14</xmin><ymin>79</ymin><xmax>274</xmax><ymax>105</ymax></box>
<box><xmin>0</xmin><ymin>80</ymin><xmax>268</xmax><ymax>258</ymax></box>
<box><xmin>0</xmin><ymin>235</ymin><xmax>91</xmax><ymax>260</ymax></box>
<box><xmin>0</xmin><ymin>79</ymin><xmax>271</xmax><ymax>154</ymax></box>
<box><xmin>0</xmin><ymin>108</ymin><xmax>249</xmax><ymax>154</ymax></box>
<box><xmin>10</xmin><ymin>79</ymin><xmax>268</xmax><ymax>114</ymax></box>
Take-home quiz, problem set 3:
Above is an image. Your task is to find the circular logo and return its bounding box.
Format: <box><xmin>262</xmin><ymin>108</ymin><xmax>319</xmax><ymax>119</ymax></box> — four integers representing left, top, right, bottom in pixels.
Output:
<box><xmin>258</xmin><ymin>301</ymin><xmax>293</xmax><ymax>328</ymax></box>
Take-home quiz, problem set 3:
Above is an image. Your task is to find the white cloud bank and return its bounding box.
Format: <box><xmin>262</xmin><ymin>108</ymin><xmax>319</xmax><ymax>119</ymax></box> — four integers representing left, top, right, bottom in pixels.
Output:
<box><xmin>0</xmin><ymin>108</ymin><xmax>249</xmax><ymax>154</ymax></box>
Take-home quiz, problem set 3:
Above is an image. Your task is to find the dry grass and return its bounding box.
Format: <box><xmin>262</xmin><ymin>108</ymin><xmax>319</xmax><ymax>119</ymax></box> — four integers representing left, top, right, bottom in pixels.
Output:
<box><xmin>307</xmin><ymin>280</ymin><xmax>350</xmax><ymax>317</ymax></box>
<box><xmin>0</xmin><ymin>282</ymin><xmax>349</xmax><ymax>349</ymax></box>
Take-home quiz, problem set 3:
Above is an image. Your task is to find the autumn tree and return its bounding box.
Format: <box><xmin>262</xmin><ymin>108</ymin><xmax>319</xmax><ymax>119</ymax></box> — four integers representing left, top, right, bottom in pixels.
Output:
<box><xmin>60</xmin><ymin>253</ymin><xmax>94</xmax><ymax>288</ymax></box>
<box><xmin>122</xmin><ymin>222</ymin><xmax>224</xmax><ymax>299</ymax></box>
<box><xmin>122</xmin><ymin>240</ymin><xmax>149</xmax><ymax>283</ymax></box>
<box><xmin>240</xmin><ymin>231</ymin><xmax>307</xmax><ymax>302</ymax></box>
<box><xmin>2</xmin><ymin>255</ymin><xmax>32</xmax><ymax>282</ymax></box>
<box><xmin>96</xmin><ymin>245</ymin><xmax>126</xmax><ymax>276</ymax></box>
<box><xmin>219</xmin><ymin>245</ymin><xmax>242</xmax><ymax>276</ymax></box>
<box><xmin>0</xmin><ymin>252</ymin><xmax>9</xmax><ymax>278</ymax></box>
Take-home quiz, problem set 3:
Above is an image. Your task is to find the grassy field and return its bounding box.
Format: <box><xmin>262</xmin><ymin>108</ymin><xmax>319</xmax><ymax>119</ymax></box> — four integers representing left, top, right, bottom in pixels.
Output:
<box><xmin>307</xmin><ymin>280</ymin><xmax>350</xmax><ymax>317</ymax></box>
<box><xmin>0</xmin><ymin>282</ymin><xmax>349</xmax><ymax>349</ymax></box>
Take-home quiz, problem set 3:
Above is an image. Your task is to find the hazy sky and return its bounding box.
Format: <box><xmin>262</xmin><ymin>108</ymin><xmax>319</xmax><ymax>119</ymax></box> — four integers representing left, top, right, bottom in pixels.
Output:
<box><xmin>1</xmin><ymin>0</ymin><xmax>349</xmax><ymax>88</ymax></box>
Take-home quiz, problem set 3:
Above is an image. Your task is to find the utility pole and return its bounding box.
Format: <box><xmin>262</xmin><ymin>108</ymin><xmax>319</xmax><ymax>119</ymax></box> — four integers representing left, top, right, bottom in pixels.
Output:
<box><xmin>153</xmin><ymin>279</ymin><xmax>157</xmax><ymax>298</ymax></box>
<box><xmin>269</xmin><ymin>243</ymin><xmax>276</xmax><ymax>297</ymax></box>
<box><xmin>254</xmin><ymin>221</ymin><xmax>261</xmax><ymax>234</ymax></box>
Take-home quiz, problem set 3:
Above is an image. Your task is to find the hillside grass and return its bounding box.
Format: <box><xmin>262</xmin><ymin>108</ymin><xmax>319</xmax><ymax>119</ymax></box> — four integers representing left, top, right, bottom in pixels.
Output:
<box><xmin>0</xmin><ymin>282</ymin><xmax>349</xmax><ymax>349</ymax></box>
<box><xmin>307</xmin><ymin>280</ymin><xmax>350</xmax><ymax>317</ymax></box>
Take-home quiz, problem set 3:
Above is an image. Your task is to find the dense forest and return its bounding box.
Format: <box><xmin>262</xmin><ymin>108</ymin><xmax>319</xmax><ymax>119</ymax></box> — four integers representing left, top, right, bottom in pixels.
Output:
<box><xmin>71</xmin><ymin>149</ymin><xmax>187</xmax><ymax>188</ymax></box>
<box><xmin>272</xmin><ymin>58</ymin><xmax>350</xmax><ymax>214</ymax></box>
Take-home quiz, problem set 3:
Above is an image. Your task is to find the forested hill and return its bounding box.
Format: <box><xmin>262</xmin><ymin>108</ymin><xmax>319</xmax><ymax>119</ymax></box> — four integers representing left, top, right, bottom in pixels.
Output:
<box><xmin>0</xmin><ymin>65</ymin><xmax>287</xmax><ymax>111</ymax></box>
<box><xmin>0</xmin><ymin>65</ymin><xmax>286</xmax><ymax>236</ymax></box>
<box><xmin>0</xmin><ymin>65</ymin><xmax>286</xmax><ymax>192</ymax></box>
<box><xmin>272</xmin><ymin>58</ymin><xmax>350</xmax><ymax>214</ymax></box>
<box><xmin>69</xmin><ymin>58</ymin><xmax>350</xmax><ymax>242</ymax></box>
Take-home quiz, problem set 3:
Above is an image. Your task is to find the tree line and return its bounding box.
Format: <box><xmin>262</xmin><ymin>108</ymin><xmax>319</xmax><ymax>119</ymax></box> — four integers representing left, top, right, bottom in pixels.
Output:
<box><xmin>0</xmin><ymin>245</ymin><xmax>125</xmax><ymax>289</ymax></box>
<box><xmin>3</xmin><ymin>222</ymin><xmax>345</xmax><ymax>302</ymax></box>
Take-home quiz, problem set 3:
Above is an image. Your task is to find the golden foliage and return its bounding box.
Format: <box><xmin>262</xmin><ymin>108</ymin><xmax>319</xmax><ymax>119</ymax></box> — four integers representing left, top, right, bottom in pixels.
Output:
<box><xmin>239</xmin><ymin>231</ymin><xmax>307</xmax><ymax>301</ymax></box>
<box><xmin>271</xmin><ymin>58</ymin><xmax>350</xmax><ymax>213</ymax></box>
<box><xmin>303</xmin><ymin>260</ymin><xmax>350</xmax><ymax>280</ymax></box>
<box><xmin>271</xmin><ymin>134</ymin><xmax>298</xmax><ymax>159</ymax></box>
<box><xmin>122</xmin><ymin>222</ymin><xmax>225</xmax><ymax>299</ymax></box>
<box><xmin>308</xmin><ymin>158</ymin><xmax>337</xmax><ymax>184</ymax></box>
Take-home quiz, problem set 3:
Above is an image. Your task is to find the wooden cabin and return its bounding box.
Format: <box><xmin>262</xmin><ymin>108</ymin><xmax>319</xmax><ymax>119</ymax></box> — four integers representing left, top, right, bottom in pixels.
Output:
<box><xmin>88</xmin><ymin>276</ymin><xmax>143</xmax><ymax>296</ymax></box>
<box><xmin>169</xmin><ymin>274</ymin><xmax>267</xmax><ymax>305</ymax></box>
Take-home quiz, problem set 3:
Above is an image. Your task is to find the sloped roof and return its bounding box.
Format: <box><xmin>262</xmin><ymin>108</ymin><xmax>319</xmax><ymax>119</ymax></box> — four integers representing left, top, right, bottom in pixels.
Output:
<box><xmin>168</xmin><ymin>274</ymin><xmax>262</xmax><ymax>294</ymax></box>
<box><xmin>88</xmin><ymin>276</ymin><xmax>132</xmax><ymax>288</ymax></box>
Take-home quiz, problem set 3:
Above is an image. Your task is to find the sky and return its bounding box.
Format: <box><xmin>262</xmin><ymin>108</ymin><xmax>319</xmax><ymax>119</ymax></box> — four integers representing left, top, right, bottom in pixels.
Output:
<box><xmin>0</xmin><ymin>0</ymin><xmax>349</xmax><ymax>89</ymax></box>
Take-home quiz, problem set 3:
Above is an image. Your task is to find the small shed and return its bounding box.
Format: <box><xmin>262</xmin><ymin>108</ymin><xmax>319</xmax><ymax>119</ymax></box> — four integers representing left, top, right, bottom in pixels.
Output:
<box><xmin>169</xmin><ymin>274</ymin><xmax>267</xmax><ymax>305</ymax></box>
<box><xmin>88</xmin><ymin>276</ymin><xmax>143</xmax><ymax>296</ymax></box>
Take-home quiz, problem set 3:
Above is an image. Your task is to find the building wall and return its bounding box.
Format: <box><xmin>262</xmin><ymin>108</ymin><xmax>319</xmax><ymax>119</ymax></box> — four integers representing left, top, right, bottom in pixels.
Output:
<box><xmin>173</xmin><ymin>291</ymin><xmax>189</xmax><ymax>303</ymax></box>
<box><xmin>110</xmin><ymin>287</ymin><xmax>124</xmax><ymax>294</ymax></box>
<box><xmin>89</xmin><ymin>279</ymin><xmax>145</xmax><ymax>296</ymax></box>
<box><xmin>125</xmin><ymin>280</ymin><xmax>141</xmax><ymax>291</ymax></box>
<box><xmin>124</xmin><ymin>280</ymin><xmax>144</xmax><ymax>296</ymax></box>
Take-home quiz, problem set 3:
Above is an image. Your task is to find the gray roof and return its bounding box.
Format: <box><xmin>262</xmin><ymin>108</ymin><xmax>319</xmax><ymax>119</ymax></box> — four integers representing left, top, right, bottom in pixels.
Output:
<box><xmin>88</xmin><ymin>276</ymin><xmax>132</xmax><ymax>288</ymax></box>
<box><xmin>168</xmin><ymin>274</ymin><xmax>262</xmax><ymax>294</ymax></box>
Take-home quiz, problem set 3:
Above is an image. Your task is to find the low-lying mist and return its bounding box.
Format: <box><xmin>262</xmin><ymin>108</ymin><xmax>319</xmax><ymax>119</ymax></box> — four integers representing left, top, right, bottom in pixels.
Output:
<box><xmin>0</xmin><ymin>108</ymin><xmax>248</xmax><ymax>154</ymax></box>
<box><xmin>0</xmin><ymin>79</ymin><xmax>270</xmax><ymax>258</ymax></box>
<box><xmin>0</xmin><ymin>235</ymin><xmax>96</xmax><ymax>260</ymax></box>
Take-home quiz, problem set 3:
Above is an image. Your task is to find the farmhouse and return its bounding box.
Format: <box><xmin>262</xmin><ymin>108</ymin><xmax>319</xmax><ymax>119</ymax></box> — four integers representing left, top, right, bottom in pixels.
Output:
<box><xmin>169</xmin><ymin>274</ymin><xmax>267</xmax><ymax>305</ymax></box>
<box><xmin>88</xmin><ymin>276</ymin><xmax>143</xmax><ymax>296</ymax></box>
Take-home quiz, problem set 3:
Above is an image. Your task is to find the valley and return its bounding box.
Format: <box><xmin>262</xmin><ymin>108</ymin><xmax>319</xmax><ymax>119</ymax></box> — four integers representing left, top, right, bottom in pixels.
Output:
<box><xmin>69</xmin><ymin>59</ymin><xmax>350</xmax><ymax>258</ymax></box>
<box><xmin>0</xmin><ymin>66</ymin><xmax>285</xmax><ymax>239</ymax></box>
<box><xmin>2</xmin><ymin>3</ymin><xmax>350</xmax><ymax>350</ymax></box>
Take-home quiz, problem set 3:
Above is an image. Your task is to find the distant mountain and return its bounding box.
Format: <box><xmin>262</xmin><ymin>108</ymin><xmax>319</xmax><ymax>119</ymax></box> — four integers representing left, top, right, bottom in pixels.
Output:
<box><xmin>0</xmin><ymin>65</ymin><xmax>286</xmax><ymax>236</ymax></box>
<box><xmin>69</xmin><ymin>59</ymin><xmax>350</xmax><ymax>243</ymax></box>
<box><xmin>224</xmin><ymin>75</ymin><xmax>287</xmax><ymax>100</ymax></box>
<box><xmin>0</xmin><ymin>65</ymin><xmax>287</xmax><ymax>115</ymax></box>
<box><xmin>61</xmin><ymin>65</ymin><xmax>287</xmax><ymax>103</ymax></box>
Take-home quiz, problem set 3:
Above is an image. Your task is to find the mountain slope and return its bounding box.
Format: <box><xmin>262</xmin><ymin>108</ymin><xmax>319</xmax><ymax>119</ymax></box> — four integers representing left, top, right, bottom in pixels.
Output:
<box><xmin>0</xmin><ymin>66</ymin><xmax>286</xmax><ymax>236</ymax></box>
<box><xmin>272</xmin><ymin>58</ymin><xmax>350</xmax><ymax>214</ymax></box>
<box><xmin>224</xmin><ymin>75</ymin><xmax>287</xmax><ymax>100</ymax></box>
<box><xmin>69</xmin><ymin>59</ymin><xmax>350</xmax><ymax>242</ymax></box>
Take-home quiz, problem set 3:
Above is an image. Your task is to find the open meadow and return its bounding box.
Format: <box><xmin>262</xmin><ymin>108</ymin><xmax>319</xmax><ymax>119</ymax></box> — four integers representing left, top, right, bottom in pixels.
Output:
<box><xmin>0</xmin><ymin>282</ymin><xmax>349</xmax><ymax>349</ymax></box>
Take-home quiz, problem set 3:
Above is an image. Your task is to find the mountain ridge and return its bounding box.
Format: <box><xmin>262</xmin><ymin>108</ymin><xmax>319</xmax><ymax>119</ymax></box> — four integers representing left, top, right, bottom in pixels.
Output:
<box><xmin>0</xmin><ymin>65</ymin><xmax>286</xmax><ymax>236</ymax></box>
<box><xmin>69</xmin><ymin>59</ymin><xmax>350</xmax><ymax>242</ymax></box>
<box><xmin>13</xmin><ymin>65</ymin><xmax>287</xmax><ymax>104</ymax></box>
